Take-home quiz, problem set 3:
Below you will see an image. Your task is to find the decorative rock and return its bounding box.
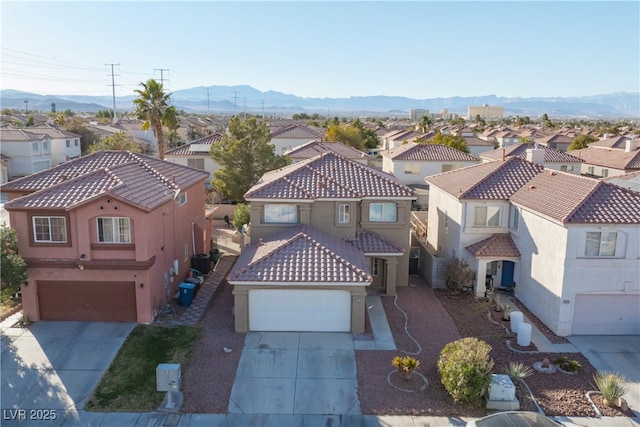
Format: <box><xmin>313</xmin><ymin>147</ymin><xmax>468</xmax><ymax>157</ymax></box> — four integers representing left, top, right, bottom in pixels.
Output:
<box><xmin>533</xmin><ymin>361</ymin><xmax>557</xmax><ymax>373</ymax></box>
<box><xmin>542</xmin><ymin>358</ymin><xmax>550</xmax><ymax>368</ymax></box>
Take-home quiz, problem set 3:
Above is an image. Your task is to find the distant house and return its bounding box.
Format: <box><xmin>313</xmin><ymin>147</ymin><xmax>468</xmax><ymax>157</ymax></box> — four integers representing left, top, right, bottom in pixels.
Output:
<box><xmin>24</xmin><ymin>123</ymin><xmax>82</xmax><ymax>165</ymax></box>
<box><xmin>569</xmin><ymin>136</ymin><xmax>640</xmax><ymax>178</ymax></box>
<box><xmin>381</xmin><ymin>129</ymin><xmax>430</xmax><ymax>150</ymax></box>
<box><xmin>425</xmin><ymin>157</ymin><xmax>640</xmax><ymax>336</ymax></box>
<box><xmin>2</xmin><ymin>151</ymin><xmax>212</xmax><ymax>323</ymax></box>
<box><xmin>165</xmin><ymin>133</ymin><xmax>223</xmax><ymax>184</ymax></box>
<box><xmin>0</xmin><ymin>125</ymin><xmax>52</xmax><ymax>178</ymax></box>
<box><xmin>478</xmin><ymin>144</ymin><xmax>583</xmax><ymax>174</ymax></box>
<box><xmin>269</xmin><ymin>123</ymin><xmax>325</xmax><ymax>155</ymax></box>
<box><xmin>228</xmin><ymin>152</ymin><xmax>416</xmax><ymax>333</ymax></box>
<box><xmin>284</xmin><ymin>140</ymin><xmax>369</xmax><ymax>165</ymax></box>
<box><xmin>535</xmin><ymin>133</ymin><xmax>574</xmax><ymax>152</ymax></box>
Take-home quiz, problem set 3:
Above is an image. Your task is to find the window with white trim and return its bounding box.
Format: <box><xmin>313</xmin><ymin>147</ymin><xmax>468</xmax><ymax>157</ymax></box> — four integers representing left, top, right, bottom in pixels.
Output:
<box><xmin>585</xmin><ymin>231</ymin><xmax>617</xmax><ymax>257</ymax></box>
<box><xmin>74</xmin><ymin>139</ymin><xmax>79</xmax><ymax>147</ymax></box>
<box><xmin>403</xmin><ymin>163</ymin><xmax>420</xmax><ymax>174</ymax></box>
<box><xmin>264</xmin><ymin>204</ymin><xmax>297</xmax><ymax>224</ymax></box>
<box><xmin>587</xmin><ymin>166</ymin><xmax>595</xmax><ymax>175</ymax></box>
<box><xmin>42</xmin><ymin>141</ymin><xmax>49</xmax><ymax>151</ymax></box>
<box><xmin>474</xmin><ymin>206</ymin><xmax>500</xmax><ymax>227</ymax></box>
<box><xmin>32</xmin><ymin>142</ymin><xmax>39</xmax><ymax>152</ymax></box>
<box><xmin>178</xmin><ymin>192</ymin><xmax>187</xmax><ymax>206</ymax></box>
<box><xmin>33</xmin><ymin>216</ymin><xmax>67</xmax><ymax>243</ymax></box>
<box><xmin>442</xmin><ymin>163</ymin><xmax>464</xmax><ymax>173</ymax></box>
<box><xmin>602</xmin><ymin>168</ymin><xmax>609</xmax><ymax>178</ymax></box>
<box><xmin>369</xmin><ymin>203</ymin><xmax>397</xmax><ymax>222</ymax></box>
<box><xmin>66</xmin><ymin>140</ymin><xmax>71</xmax><ymax>148</ymax></box>
<box><xmin>187</xmin><ymin>158</ymin><xmax>205</xmax><ymax>170</ymax></box>
<box><xmin>338</xmin><ymin>204</ymin><xmax>350</xmax><ymax>224</ymax></box>
<box><xmin>372</xmin><ymin>258</ymin><xmax>380</xmax><ymax>276</ymax></box>
<box><xmin>509</xmin><ymin>206</ymin><xmax>519</xmax><ymax>231</ymax></box>
<box><xmin>97</xmin><ymin>217</ymin><xmax>131</xmax><ymax>243</ymax></box>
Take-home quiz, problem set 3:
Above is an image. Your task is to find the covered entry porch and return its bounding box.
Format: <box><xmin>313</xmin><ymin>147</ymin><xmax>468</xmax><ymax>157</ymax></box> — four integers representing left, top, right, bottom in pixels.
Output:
<box><xmin>465</xmin><ymin>234</ymin><xmax>521</xmax><ymax>298</ymax></box>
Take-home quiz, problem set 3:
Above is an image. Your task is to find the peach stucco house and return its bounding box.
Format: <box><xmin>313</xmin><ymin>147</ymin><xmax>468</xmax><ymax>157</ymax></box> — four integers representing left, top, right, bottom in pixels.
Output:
<box><xmin>2</xmin><ymin>151</ymin><xmax>212</xmax><ymax>323</ymax></box>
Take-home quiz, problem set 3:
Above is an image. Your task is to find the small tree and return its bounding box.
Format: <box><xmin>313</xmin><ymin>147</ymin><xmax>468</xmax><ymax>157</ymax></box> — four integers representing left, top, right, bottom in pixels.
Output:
<box><xmin>568</xmin><ymin>134</ymin><xmax>598</xmax><ymax>151</ymax></box>
<box><xmin>443</xmin><ymin>258</ymin><xmax>475</xmax><ymax>295</ymax></box>
<box><xmin>232</xmin><ymin>203</ymin><xmax>250</xmax><ymax>233</ymax></box>
<box><xmin>88</xmin><ymin>132</ymin><xmax>142</xmax><ymax>153</ymax></box>
<box><xmin>1</xmin><ymin>224</ymin><xmax>28</xmax><ymax>303</ymax></box>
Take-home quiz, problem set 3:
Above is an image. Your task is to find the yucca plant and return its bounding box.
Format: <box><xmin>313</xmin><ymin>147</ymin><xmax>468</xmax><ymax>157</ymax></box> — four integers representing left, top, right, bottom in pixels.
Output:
<box><xmin>593</xmin><ymin>371</ymin><xmax>629</xmax><ymax>407</ymax></box>
<box><xmin>503</xmin><ymin>361</ymin><xmax>533</xmax><ymax>384</ymax></box>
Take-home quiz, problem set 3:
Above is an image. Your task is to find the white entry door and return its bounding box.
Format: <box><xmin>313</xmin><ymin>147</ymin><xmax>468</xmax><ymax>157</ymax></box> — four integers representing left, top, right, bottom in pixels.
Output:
<box><xmin>248</xmin><ymin>289</ymin><xmax>351</xmax><ymax>332</ymax></box>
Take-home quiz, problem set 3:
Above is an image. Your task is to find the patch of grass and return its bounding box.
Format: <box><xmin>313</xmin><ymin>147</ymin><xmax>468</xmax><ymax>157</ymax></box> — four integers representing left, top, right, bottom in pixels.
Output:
<box><xmin>86</xmin><ymin>324</ymin><xmax>200</xmax><ymax>412</ymax></box>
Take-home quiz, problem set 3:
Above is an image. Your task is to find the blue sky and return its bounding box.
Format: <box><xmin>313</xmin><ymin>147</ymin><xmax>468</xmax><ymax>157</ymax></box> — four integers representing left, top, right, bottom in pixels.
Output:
<box><xmin>1</xmin><ymin>1</ymin><xmax>638</xmax><ymax>101</ymax></box>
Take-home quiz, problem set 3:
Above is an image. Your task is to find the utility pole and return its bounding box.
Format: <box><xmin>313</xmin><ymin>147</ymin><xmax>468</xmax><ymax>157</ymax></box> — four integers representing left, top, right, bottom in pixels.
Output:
<box><xmin>105</xmin><ymin>63</ymin><xmax>120</xmax><ymax>123</ymax></box>
<box><xmin>154</xmin><ymin>68</ymin><xmax>170</xmax><ymax>88</ymax></box>
<box><xmin>262</xmin><ymin>100</ymin><xmax>265</xmax><ymax>118</ymax></box>
<box><xmin>232</xmin><ymin>91</ymin><xmax>238</xmax><ymax>115</ymax></box>
<box><xmin>206</xmin><ymin>88</ymin><xmax>210</xmax><ymax>114</ymax></box>
<box><xmin>24</xmin><ymin>100</ymin><xmax>29</xmax><ymax>114</ymax></box>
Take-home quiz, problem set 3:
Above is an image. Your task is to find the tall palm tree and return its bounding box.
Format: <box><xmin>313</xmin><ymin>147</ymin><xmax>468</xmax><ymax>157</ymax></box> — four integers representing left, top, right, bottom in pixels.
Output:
<box><xmin>133</xmin><ymin>79</ymin><xmax>176</xmax><ymax>159</ymax></box>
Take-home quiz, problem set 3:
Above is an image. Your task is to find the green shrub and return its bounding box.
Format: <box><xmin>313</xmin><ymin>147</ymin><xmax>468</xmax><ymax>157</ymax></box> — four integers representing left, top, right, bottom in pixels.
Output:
<box><xmin>594</xmin><ymin>371</ymin><xmax>629</xmax><ymax>406</ymax></box>
<box><xmin>553</xmin><ymin>356</ymin><xmax>581</xmax><ymax>372</ymax></box>
<box><xmin>232</xmin><ymin>203</ymin><xmax>250</xmax><ymax>232</ymax></box>
<box><xmin>437</xmin><ymin>337</ymin><xmax>494</xmax><ymax>407</ymax></box>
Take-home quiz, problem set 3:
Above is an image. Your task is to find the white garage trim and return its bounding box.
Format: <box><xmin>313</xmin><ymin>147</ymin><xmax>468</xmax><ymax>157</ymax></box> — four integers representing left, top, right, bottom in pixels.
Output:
<box><xmin>573</xmin><ymin>294</ymin><xmax>640</xmax><ymax>335</ymax></box>
<box><xmin>249</xmin><ymin>289</ymin><xmax>351</xmax><ymax>332</ymax></box>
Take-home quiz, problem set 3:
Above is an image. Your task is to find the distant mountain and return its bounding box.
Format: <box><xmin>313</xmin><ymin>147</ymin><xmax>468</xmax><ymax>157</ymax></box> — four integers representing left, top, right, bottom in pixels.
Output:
<box><xmin>1</xmin><ymin>87</ymin><xmax>638</xmax><ymax>118</ymax></box>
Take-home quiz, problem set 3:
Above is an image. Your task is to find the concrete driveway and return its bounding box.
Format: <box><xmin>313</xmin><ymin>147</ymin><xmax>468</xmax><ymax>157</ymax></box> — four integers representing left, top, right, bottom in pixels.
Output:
<box><xmin>228</xmin><ymin>332</ymin><xmax>361</xmax><ymax>416</ymax></box>
<box><xmin>1</xmin><ymin>320</ymin><xmax>134</xmax><ymax>423</ymax></box>
<box><xmin>568</xmin><ymin>335</ymin><xmax>640</xmax><ymax>417</ymax></box>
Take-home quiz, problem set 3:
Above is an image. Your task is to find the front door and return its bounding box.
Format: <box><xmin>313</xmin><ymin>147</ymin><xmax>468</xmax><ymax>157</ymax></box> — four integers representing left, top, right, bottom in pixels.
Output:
<box><xmin>501</xmin><ymin>261</ymin><xmax>515</xmax><ymax>288</ymax></box>
<box><xmin>370</xmin><ymin>257</ymin><xmax>386</xmax><ymax>292</ymax></box>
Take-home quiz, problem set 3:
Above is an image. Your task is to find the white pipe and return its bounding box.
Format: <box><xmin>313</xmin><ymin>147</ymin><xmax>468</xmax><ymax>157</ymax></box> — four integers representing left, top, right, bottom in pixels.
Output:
<box><xmin>192</xmin><ymin>222</ymin><xmax>196</xmax><ymax>255</ymax></box>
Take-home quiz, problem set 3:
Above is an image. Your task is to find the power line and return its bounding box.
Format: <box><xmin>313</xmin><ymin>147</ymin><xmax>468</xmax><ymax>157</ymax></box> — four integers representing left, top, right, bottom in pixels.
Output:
<box><xmin>105</xmin><ymin>63</ymin><xmax>120</xmax><ymax>123</ymax></box>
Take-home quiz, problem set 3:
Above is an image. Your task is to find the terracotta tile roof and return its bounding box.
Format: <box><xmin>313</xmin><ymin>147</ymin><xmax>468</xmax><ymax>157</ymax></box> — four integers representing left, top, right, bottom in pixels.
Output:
<box><xmin>589</xmin><ymin>136</ymin><xmax>633</xmax><ymax>149</ymax></box>
<box><xmin>0</xmin><ymin>126</ymin><xmax>50</xmax><ymax>142</ymax></box>
<box><xmin>535</xmin><ymin>134</ymin><xmax>573</xmax><ymax>145</ymax></box>
<box><xmin>228</xmin><ymin>225</ymin><xmax>371</xmax><ymax>284</ymax></box>
<box><xmin>284</xmin><ymin>140</ymin><xmax>368</xmax><ymax>160</ymax></box>
<box><xmin>245</xmin><ymin>152</ymin><xmax>416</xmax><ymax>200</ymax></box>
<box><xmin>350</xmin><ymin>230</ymin><xmax>404</xmax><ymax>255</ymax></box>
<box><xmin>270</xmin><ymin>124</ymin><xmax>325</xmax><ymax>139</ymax></box>
<box><xmin>426</xmin><ymin>157</ymin><xmax>544</xmax><ymax>200</ymax></box>
<box><xmin>510</xmin><ymin>171</ymin><xmax>640</xmax><ymax>224</ymax></box>
<box><xmin>386</xmin><ymin>130</ymin><xmax>429</xmax><ymax>143</ymax></box>
<box><xmin>3</xmin><ymin>151</ymin><xmax>209</xmax><ymax>211</ymax></box>
<box><xmin>568</xmin><ymin>147</ymin><xmax>640</xmax><ymax>170</ymax></box>
<box><xmin>165</xmin><ymin>133</ymin><xmax>223</xmax><ymax>156</ymax></box>
<box><xmin>465</xmin><ymin>234</ymin><xmax>521</xmax><ymax>258</ymax></box>
<box><xmin>382</xmin><ymin>143</ymin><xmax>478</xmax><ymax>162</ymax></box>
<box><xmin>22</xmin><ymin>124</ymin><xmax>80</xmax><ymax>139</ymax></box>
<box><xmin>479</xmin><ymin>143</ymin><xmax>583</xmax><ymax>163</ymax></box>
<box><xmin>463</xmin><ymin>136</ymin><xmax>494</xmax><ymax>147</ymax></box>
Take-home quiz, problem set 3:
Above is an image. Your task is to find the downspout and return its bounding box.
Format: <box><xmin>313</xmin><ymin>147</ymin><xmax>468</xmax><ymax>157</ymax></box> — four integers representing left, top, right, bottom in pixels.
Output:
<box><xmin>192</xmin><ymin>222</ymin><xmax>196</xmax><ymax>255</ymax></box>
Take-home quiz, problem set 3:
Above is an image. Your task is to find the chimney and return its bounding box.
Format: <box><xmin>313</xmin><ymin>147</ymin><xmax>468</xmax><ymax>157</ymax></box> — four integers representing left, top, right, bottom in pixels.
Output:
<box><xmin>625</xmin><ymin>138</ymin><xmax>637</xmax><ymax>153</ymax></box>
<box><xmin>526</xmin><ymin>147</ymin><xmax>545</xmax><ymax>165</ymax></box>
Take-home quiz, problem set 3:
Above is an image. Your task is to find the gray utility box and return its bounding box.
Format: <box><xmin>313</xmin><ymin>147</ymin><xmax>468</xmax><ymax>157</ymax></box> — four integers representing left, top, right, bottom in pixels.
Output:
<box><xmin>156</xmin><ymin>363</ymin><xmax>181</xmax><ymax>392</ymax></box>
<box><xmin>488</xmin><ymin>374</ymin><xmax>515</xmax><ymax>401</ymax></box>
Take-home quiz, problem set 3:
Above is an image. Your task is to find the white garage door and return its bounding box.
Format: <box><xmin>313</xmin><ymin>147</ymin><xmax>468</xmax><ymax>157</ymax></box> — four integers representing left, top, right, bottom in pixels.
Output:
<box><xmin>249</xmin><ymin>289</ymin><xmax>351</xmax><ymax>332</ymax></box>
<box><xmin>573</xmin><ymin>294</ymin><xmax>640</xmax><ymax>335</ymax></box>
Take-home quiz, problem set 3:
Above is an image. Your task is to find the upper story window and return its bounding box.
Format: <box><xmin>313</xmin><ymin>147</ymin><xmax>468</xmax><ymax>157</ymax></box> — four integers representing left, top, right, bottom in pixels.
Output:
<box><xmin>587</xmin><ymin>166</ymin><xmax>595</xmax><ymax>175</ymax></box>
<box><xmin>187</xmin><ymin>158</ymin><xmax>205</xmax><ymax>170</ymax></box>
<box><xmin>33</xmin><ymin>216</ymin><xmax>67</xmax><ymax>243</ymax></box>
<box><xmin>601</xmin><ymin>169</ymin><xmax>609</xmax><ymax>178</ymax></box>
<box><xmin>66</xmin><ymin>140</ymin><xmax>71</xmax><ymax>148</ymax></box>
<box><xmin>264</xmin><ymin>204</ymin><xmax>297</xmax><ymax>224</ymax></box>
<box><xmin>474</xmin><ymin>206</ymin><xmax>500</xmax><ymax>227</ymax></box>
<box><xmin>585</xmin><ymin>231</ymin><xmax>616</xmax><ymax>257</ymax></box>
<box><xmin>42</xmin><ymin>141</ymin><xmax>49</xmax><ymax>151</ymax></box>
<box><xmin>403</xmin><ymin>163</ymin><xmax>420</xmax><ymax>175</ymax></box>
<box><xmin>74</xmin><ymin>139</ymin><xmax>79</xmax><ymax>147</ymax></box>
<box><xmin>442</xmin><ymin>164</ymin><xmax>464</xmax><ymax>173</ymax></box>
<box><xmin>509</xmin><ymin>206</ymin><xmax>519</xmax><ymax>231</ymax></box>
<box><xmin>32</xmin><ymin>142</ymin><xmax>39</xmax><ymax>152</ymax></box>
<box><xmin>97</xmin><ymin>217</ymin><xmax>131</xmax><ymax>243</ymax></box>
<box><xmin>178</xmin><ymin>193</ymin><xmax>187</xmax><ymax>206</ymax></box>
<box><xmin>369</xmin><ymin>203</ymin><xmax>397</xmax><ymax>222</ymax></box>
<box><xmin>338</xmin><ymin>204</ymin><xmax>351</xmax><ymax>224</ymax></box>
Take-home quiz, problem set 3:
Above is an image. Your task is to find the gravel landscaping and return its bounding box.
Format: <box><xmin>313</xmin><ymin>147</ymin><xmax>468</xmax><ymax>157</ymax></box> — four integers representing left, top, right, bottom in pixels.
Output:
<box><xmin>180</xmin><ymin>270</ymin><xmax>633</xmax><ymax>418</ymax></box>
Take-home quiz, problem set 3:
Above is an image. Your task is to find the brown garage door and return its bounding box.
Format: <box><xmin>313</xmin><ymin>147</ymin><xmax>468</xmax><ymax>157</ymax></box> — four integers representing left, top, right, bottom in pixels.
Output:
<box><xmin>38</xmin><ymin>281</ymin><xmax>137</xmax><ymax>322</ymax></box>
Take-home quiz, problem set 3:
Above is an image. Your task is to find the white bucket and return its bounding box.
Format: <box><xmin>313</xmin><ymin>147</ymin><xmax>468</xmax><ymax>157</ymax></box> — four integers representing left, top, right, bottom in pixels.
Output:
<box><xmin>510</xmin><ymin>311</ymin><xmax>523</xmax><ymax>333</ymax></box>
<box><xmin>517</xmin><ymin>322</ymin><xmax>532</xmax><ymax>346</ymax></box>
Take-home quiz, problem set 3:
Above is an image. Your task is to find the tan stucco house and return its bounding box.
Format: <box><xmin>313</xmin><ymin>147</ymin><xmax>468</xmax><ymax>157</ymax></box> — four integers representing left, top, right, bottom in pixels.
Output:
<box><xmin>228</xmin><ymin>152</ymin><xmax>416</xmax><ymax>333</ymax></box>
<box><xmin>2</xmin><ymin>151</ymin><xmax>212</xmax><ymax>323</ymax></box>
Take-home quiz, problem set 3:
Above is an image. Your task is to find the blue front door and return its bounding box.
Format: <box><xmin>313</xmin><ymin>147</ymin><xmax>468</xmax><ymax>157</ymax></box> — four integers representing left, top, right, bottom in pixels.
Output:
<box><xmin>501</xmin><ymin>261</ymin><xmax>515</xmax><ymax>288</ymax></box>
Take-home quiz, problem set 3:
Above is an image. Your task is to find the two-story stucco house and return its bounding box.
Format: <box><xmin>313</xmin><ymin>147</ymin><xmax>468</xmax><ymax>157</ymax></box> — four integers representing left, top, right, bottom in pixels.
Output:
<box><xmin>165</xmin><ymin>133</ymin><xmax>223</xmax><ymax>184</ymax></box>
<box><xmin>425</xmin><ymin>155</ymin><xmax>640</xmax><ymax>336</ymax></box>
<box><xmin>2</xmin><ymin>151</ymin><xmax>211</xmax><ymax>323</ymax></box>
<box><xmin>25</xmin><ymin>123</ymin><xmax>82</xmax><ymax>166</ymax></box>
<box><xmin>569</xmin><ymin>136</ymin><xmax>640</xmax><ymax>178</ymax></box>
<box><xmin>269</xmin><ymin>123</ymin><xmax>325</xmax><ymax>155</ymax></box>
<box><xmin>0</xmin><ymin>125</ymin><xmax>52</xmax><ymax>178</ymax></box>
<box><xmin>228</xmin><ymin>152</ymin><xmax>416</xmax><ymax>333</ymax></box>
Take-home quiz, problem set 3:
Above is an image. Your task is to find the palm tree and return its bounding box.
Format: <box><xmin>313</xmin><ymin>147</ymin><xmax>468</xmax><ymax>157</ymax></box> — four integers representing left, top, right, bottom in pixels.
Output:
<box><xmin>133</xmin><ymin>79</ymin><xmax>176</xmax><ymax>159</ymax></box>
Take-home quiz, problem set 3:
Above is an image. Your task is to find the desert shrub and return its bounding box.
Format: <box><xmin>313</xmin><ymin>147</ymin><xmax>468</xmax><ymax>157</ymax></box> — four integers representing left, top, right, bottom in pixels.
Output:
<box><xmin>443</xmin><ymin>258</ymin><xmax>475</xmax><ymax>295</ymax></box>
<box><xmin>232</xmin><ymin>203</ymin><xmax>250</xmax><ymax>232</ymax></box>
<box><xmin>437</xmin><ymin>337</ymin><xmax>494</xmax><ymax>407</ymax></box>
<box><xmin>502</xmin><ymin>361</ymin><xmax>533</xmax><ymax>384</ymax></box>
<box><xmin>594</xmin><ymin>371</ymin><xmax>629</xmax><ymax>406</ymax></box>
<box><xmin>553</xmin><ymin>356</ymin><xmax>581</xmax><ymax>372</ymax></box>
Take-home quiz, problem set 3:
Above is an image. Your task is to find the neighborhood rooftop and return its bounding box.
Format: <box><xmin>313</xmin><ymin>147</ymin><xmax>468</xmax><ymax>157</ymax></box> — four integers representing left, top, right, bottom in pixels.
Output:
<box><xmin>383</xmin><ymin>143</ymin><xmax>479</xmax><ymax>162</ymax></box>
<box><xmin>479</xmin><ymin>143</ymin><xmax>583</xmax><ymax>163</ymax></box>
<box><xmin>284</xmin><ymin>140</ymin><xmax>369</xmax><ymax>159</ymax></box>
<box><xmin>244</xmin><ymin>152</ymin><xmax>416</xmax><ymax>200</ymax></box>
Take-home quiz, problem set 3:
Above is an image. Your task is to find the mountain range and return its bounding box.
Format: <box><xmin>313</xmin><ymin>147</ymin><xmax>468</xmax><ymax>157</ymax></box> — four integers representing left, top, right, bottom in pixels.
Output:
<box><xmin>1</xmin><ymin>86</ymin><xmax>638</xmax><ymax>119</ymax></box>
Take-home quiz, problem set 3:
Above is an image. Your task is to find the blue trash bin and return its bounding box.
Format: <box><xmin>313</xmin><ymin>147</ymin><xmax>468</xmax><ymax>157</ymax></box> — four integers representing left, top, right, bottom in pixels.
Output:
<box><xmin>179</xmin><ymin>282</ymin><xmax>196</xmax><ymax>307</ymax></box>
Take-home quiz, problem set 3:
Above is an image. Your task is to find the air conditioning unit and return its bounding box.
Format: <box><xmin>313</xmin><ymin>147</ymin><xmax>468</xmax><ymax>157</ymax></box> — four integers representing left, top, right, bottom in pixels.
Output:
<box><xmin>156</xmin><ymin>363</ymin><xmax>181</xmax><ymax>392</ymax></box>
